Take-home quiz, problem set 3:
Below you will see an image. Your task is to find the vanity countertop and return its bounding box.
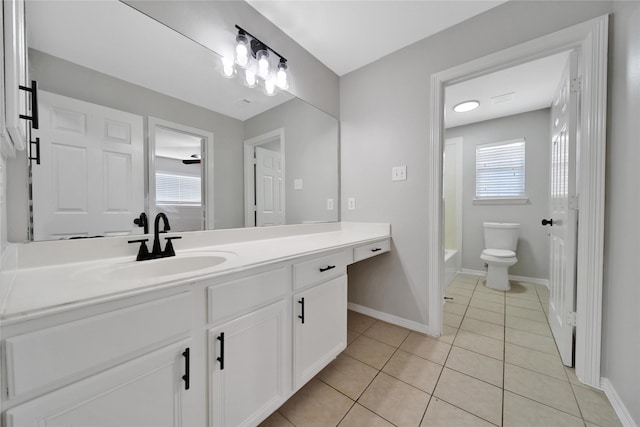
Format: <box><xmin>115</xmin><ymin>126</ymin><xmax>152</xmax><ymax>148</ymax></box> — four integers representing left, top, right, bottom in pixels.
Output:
<box><xmin>0</xmin><ymin>222</ymin><xmax>390</xmax><ymax>323</ymax></box>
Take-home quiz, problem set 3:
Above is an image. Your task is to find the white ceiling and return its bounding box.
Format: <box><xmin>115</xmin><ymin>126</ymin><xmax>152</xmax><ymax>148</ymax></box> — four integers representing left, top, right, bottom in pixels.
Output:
<box><xmin>445</xmin><ymin>51</ymin><xmax>570</xmax><ymax>128</ymax></box>
<box><xmin>246</xmin><ymin>0</ymin><xmax>507</xmax><ymax>76</ymax></box>
<box><xmin>155</xmin><ymin>127</ymin><xmax>203</xmax><ymax>160</ymax></box>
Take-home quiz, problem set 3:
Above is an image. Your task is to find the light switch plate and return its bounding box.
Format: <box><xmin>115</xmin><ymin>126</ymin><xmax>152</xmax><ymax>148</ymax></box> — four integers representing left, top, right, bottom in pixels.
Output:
<box><xmin>392</xmin><ymin>165</ymin><xmax>407</xmax><ymax>181</ymax></box>
<box><xmin>294</xmin><ymin>179</ymin><xmax>303</xmax><ymax>189</ymax></box>
<box><xmin>347</xmin><ymin>197</ymin><xmax>356</xmax><ymax>210</ymax></box>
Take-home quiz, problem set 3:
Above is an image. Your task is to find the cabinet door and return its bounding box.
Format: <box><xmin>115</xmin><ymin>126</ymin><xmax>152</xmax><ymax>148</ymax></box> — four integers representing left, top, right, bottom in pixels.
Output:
<box><xmin>293</xmin><ymin>275</ymin><xmax>347</xmax><ymax>390</ymax></box>
<box><xmin>6</xmin><ymin>339</ymin><xmax>193</xmax><ymax>427</ymax></box>
<box><xmin>210</xmin><ymin>299</ymin><xmax>290</xmax><ymax>427</ymax></box>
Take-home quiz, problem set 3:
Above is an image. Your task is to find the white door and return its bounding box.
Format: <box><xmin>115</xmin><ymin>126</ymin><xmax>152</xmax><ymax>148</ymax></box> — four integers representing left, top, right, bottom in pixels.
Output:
<box><xmin>255</xmin><ymin>146</ymin><xmax>284</xmax><ymax>226</ymax></box>
<box><xmin>210</xmin><ymin>300</ymin><xmax>290</xmax><ymax>427</ymax></box>
<box><xmin>293</xmin><ymin>275</ymin><xmax>347</xmax><ymax>390</ymax></box>
<box><xmin>32</xmin><ymin>91</ymin><xmax>144</xmax><ymax>240</ymax></box>
<box><xmin>6</xmin><ymin>339</ymin><xmax>194</xmax><ymax>427</ymax></box>
<box><xmin>546</xmin><ymin>51</ymin><xmax>579</xmax><ymax>366</ymax></box>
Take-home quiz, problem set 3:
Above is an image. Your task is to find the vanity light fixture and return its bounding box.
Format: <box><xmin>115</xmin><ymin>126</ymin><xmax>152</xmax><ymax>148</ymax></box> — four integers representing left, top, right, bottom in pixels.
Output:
<box><xmin>226</xmin><ymin>25</ymin><xmax>289</xmax><ymax>96</ymax></box>
<box><xmin>453</xmin><ymin>100</ymin><xmax>480</xmax><ymax>113</ymax></box>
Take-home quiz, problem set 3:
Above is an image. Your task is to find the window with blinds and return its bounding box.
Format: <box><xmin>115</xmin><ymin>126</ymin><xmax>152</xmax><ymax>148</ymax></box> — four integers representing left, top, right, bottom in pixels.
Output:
<box><xmin>475</xmin><ymin>139</ymin><xmax>525</xmax><ymax>199</ymax></box>
<box><xmin>156</xmin><ymin>172</ymin><xmax>202</xmax><ymax>205</ymax></box>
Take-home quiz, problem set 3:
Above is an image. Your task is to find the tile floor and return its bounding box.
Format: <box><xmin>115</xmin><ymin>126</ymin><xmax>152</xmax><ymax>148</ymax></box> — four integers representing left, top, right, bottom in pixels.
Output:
<box><xmin>261</xmin><ymin>274</ymin><xmax>622</xmax><ymax>427</ymax></box>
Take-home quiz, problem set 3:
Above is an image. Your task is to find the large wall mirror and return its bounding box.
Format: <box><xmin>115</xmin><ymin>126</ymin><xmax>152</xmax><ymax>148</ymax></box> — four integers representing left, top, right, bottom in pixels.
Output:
<box><xmin>9</xmin><ymin>0</ymin><xmax>339</xmax><ymax>242</ymax></box>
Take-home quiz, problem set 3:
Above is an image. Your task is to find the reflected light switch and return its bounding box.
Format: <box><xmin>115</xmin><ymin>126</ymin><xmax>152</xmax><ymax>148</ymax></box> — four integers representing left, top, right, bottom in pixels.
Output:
<box><xmin>392</xmin><ymin>165</ymin><xmax>407</xmax><ymax>181</ymax></box>
<box><xmin>294</xmin><ymin>179</ymin><xmax>303</xmax><ymax>190</ymax></box>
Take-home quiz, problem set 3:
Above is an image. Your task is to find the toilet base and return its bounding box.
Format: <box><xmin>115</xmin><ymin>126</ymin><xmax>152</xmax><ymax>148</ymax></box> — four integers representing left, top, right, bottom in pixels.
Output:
<box><xmin>485</xmin><ymin>264</ymin><xmax>511</xmax><ymax>291</ymax></box>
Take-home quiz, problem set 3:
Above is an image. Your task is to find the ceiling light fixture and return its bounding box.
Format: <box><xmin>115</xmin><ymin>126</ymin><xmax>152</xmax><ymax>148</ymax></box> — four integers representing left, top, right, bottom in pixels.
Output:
<box><xmin>225</xmin><ymin>25</ymin><xmax>289</xmax><ymax>96</ymax></box>
<box><xmin>453</xmin><ymin>100</ymin><xmax>480</xmax><ymax>113</ymax></box>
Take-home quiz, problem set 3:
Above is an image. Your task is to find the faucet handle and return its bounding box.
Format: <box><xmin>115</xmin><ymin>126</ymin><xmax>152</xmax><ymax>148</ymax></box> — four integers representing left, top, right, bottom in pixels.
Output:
<box><xmin>163</xmin><ymin>236</ymin><xmax>182</xmax><ymax>257</ymax></box>
<box><xmin>128</xmin><ymin>238</ymin><xmax>150</xmax><ymax>261</ymax></box>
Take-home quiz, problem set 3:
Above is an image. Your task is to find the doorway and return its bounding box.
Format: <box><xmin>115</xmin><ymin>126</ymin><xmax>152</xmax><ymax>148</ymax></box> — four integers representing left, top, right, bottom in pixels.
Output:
<box><xmin>428</xmin><ymin>15</ymin><xmax>608</xmax><ymax>388</ymax></box>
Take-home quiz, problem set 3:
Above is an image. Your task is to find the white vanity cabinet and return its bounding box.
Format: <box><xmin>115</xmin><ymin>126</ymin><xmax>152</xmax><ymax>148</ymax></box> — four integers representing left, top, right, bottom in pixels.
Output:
<box><xmin>292</xmin><ymin>251</ymin><xmax>348</xmax><ymax>389</ymax></box>
<box><xmin>206</xmin><ymin>267</ymin><xmax>291</xmax><ymax>427</ymax></box>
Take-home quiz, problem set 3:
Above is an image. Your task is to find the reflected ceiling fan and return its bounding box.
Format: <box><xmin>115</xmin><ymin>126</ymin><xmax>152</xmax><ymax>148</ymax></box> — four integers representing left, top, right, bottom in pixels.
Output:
<box><xmin>182</xmin><ymin>154</ymin><xmax>201</xmax><ymax>165</ymax></box>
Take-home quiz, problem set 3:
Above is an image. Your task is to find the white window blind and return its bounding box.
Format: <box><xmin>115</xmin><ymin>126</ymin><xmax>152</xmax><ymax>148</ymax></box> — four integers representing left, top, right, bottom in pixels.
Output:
<box><xmin>156</xmin><ymin>172</ymin><xmax>201</xmax><ymax>205</ymax></box>
<box><xmin>475</xmin><ymin>139</ymin><xmax>525</xmax><ymax>198</ymax></box>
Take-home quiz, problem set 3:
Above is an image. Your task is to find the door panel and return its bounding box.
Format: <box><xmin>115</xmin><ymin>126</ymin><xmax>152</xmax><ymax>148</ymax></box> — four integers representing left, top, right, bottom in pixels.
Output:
<box><xmin>255</xmin><ymin>146</ymin><xmax>284</xmax><ymax>226</ymax></box>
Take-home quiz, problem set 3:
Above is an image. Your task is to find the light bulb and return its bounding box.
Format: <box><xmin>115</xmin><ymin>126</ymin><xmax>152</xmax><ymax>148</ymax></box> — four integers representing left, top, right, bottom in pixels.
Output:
<box><xmin>221</xmin><ymin>56</ymin><xmax>235</xmax><ymax>78</ymax></box>
<box><xmin>235</xmin><ymin>33</ymin><xmax>249</xmax><ymax>68</ymax></box>
<box><xmin>264</xmin><ymin>78</ymin><xmax>276</xmax><ymax>96</ymax></box>
<box><xmin>276</xmin><ymin>61</ymin><xmax>288</xmax><ymax>89</ymax></box>
<box><xmin>245</xmin><ymin>69</ymin><xmax>257</xmax><ymax>88</ymax></box>
<box><xmin>256</xmin><ymin>50</ymin><xmax>270</xmax><ymax>79</ymax></box>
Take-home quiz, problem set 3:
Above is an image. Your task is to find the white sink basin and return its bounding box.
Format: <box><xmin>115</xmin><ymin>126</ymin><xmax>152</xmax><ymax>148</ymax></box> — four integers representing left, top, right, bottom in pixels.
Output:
<box><xmin>81</xmin><ymin>252</ymin><xmax>235</xmax><ymax>282</ymax></box>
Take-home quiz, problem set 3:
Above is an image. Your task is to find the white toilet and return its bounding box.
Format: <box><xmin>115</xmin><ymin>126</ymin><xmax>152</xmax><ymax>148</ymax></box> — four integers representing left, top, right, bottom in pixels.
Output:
<box><xmin>481</xmin><ymin>222</ymin><xmax>520</xmax><ymax>291</ymax></box>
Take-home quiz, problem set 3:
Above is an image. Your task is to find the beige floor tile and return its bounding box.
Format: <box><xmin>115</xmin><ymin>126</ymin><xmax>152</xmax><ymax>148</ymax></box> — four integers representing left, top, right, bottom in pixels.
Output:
<box><xmin>564</xmin><ymin>366</ymin><xmax>582</xmax><ymax>385</ymax></box>
<box><xmin>363</xmin><ymin>321</ymin><xmax>411</xmax><ymax>347</ymax></box>
<box><xmin>421</xmin><ymin>398</ymin><xmax>495</xmax><ymax>427</ymax></box>
<box><xmin>258</xmin><ymin>411</ymin><xmax>294</xmax><ymax>427</ymax></box>
<box><xmin>344</xmin><ymin>335</ymin><xmax>396</xmax><ymax>369</ymax></box>
<box><xmin>503</xmin><ymin>391</ymin><xmax>584</xmax><ymax>427</ymax></box>
<box><xmin>447</xmin><ymin>286</ymin><xmax>474</xmax><ymax>298</ymax></box>
<box><xmin>400</xmin><ymin>331</ymin><xmax>452</xmax><ymax>365</ymax></box>
<box><xmin>453</xmin><ymin>330</ymin><xmax>504</xmax><ymax>361</ymax></box>
<box><xmin>506</xmin><ymin>305</ymin><xmax>548</xmax><ymax>323</ymax></box>
<box><xmin>506</xmin><ymin>296</ymin><xmax>543</xmax><ymax>311</ymax></box>
<box><xmin>505</xmin><ymin>315</ymin><xmax>552</xmax><ymax>336</ymax></box>
<box><xmin>465</xmin><ymin>307</ymin><xmax>505</xmax><ymax>326</ymax></box>
<box><xmin>347</xmin><ymin>329</ymin><xmax>360</xmax><ymax>345</ymax></box>
<box><xmin>444</xmin><ymin>301</ymin><xmax>467</xmax><ymax>315</ymax></box>
<box><xmin>474</xmin><ymin>283</ymin><xmax>505</xmax><ymax>295</ymax></box>
<box><xmin>469</xmin><ymin>298</ymin><xmax>505</xmax><ymax>314</ymax></box>
<box><xmin>382</xmin><ymin>349</ymin><xmax>444</xmax><ymax>393</ymax></box>
<box><xmin>316</xmin><ymin>354</ymin><xmax>378</xmax><ymax>400</ymax></box>
<box><xmin>505</xmin><ymin>327</ymin><xmax>558</xmax><ymax>356</ymax></box>
<box><xmin>460</xmin><ymin>317</ymin><xmax>504</xmax><ymax>341</ymax></box>
<box><xmin>338</xmin><ymin>404</ymin><xmax>394</xmax><ymax>427</ymax></box>
<box><xmin>433</xmin><ymin>368</ymin><xmax>502</xmax><ymax>425</ymax></box>
<box><xmin>347</xmin><ymin>311</ymin><xmax>377</xmax><ymax>333</ymax></box>
<box><xmin>444</xmin><ymin>293</ymin><xmax>471</xmax><ymax>306</ymax></box>
<box><xmin>435</xmin><ymin>324</ymin><xmax>458</xmax><ymax>344</ymax></box>
<box><xmin>504</xmin><ymin>363</ymin><xmax>580</xmax><ymax>417</ymax></box>
<box><xmin>444</xmin><ymin>312</ymin><xmax>464</xmax><ymax>328</ymax></box>
<box><xmin>507</xmin><ymin>282</ymin><xmax>541</xmax><ymax>299</ymax></box>
<box><xmin>572</xmin><ymin>383</ymin><xmax>623</xmax><ymax>427</ymax></box>
<box><xmin>453</xmin><ymin>273</ymin><xmax>479</xmax><ymax>282</ymax></box>
<box><xmin>359</xmin><ymin>372</ymin><xmax>430</xmax><ymax>427</ymax></box>
<box><xmin>279</xmin><ymin>378</ymin><xmax>354</xmax><ymax>427</ymax></box>
<box><xmin>445</xmin><ymin>346</ymin><xmax>503</xmax><ymax>387</ymax></box>
<box><xmin>505</xmin><ymin>343</ymin><xmax>566</xmax><ymax>380</ymax></box>
<box><xmin>472</xmin><ymin>292</ymin><xmax>505</xmax><ymax>304</ymax></box>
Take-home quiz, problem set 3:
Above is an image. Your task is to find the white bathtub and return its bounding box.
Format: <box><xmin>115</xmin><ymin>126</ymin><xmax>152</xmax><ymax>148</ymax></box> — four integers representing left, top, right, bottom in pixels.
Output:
<box><xmin>444</xmin><ymin>249</ymin><xmax>459</xmax><ymax>287</ymax></box>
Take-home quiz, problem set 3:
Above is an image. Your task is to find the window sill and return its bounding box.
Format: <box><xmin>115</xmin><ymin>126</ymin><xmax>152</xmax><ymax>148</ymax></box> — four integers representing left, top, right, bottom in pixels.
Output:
<box><xmin>473</xmin><ymin>197</ymin><xmax>529</xmax><ymax>205</ymax></box>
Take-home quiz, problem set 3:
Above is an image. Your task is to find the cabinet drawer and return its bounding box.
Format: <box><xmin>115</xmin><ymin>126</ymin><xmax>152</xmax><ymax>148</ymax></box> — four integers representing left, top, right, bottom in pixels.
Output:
<box><xmin>293</xmin><ymin>251</ymin><xmax>347</xmax><ymax>290</ymax></box>
<box><xmin>5</xmin><ymin>292</ymin><xmax>192</xmax><ymax>398</ymax></box>
<box><xmin>208</xmin><ymin>267</ymin><xmax>289</xmax><ymax>324</ymax></box>
<box><xmin>353</xmin><ymin>239</ymin><xmax>390</xmax><ymax>263</ymax></box>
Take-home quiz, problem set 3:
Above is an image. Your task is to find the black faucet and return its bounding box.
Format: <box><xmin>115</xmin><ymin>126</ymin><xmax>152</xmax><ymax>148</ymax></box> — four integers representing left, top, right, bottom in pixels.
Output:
<box><xmin>128</xmin><ymin>213</ymin><xmax>181</xmax><ymax>261</ymax></box>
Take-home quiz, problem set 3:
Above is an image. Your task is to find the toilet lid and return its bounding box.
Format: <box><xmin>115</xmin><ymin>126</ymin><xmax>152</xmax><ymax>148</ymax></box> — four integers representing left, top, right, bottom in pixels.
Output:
<box><xmin>483</xmin><ymin>249</ymin><xmax>516</xmax><ymax>258</ymax></box>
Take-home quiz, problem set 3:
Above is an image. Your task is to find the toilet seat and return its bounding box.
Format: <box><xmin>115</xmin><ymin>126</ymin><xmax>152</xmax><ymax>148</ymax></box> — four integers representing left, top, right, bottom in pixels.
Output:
<box><xmin>482</xmin><ymin>249</ymin><xmax>515</xmax><ymax>258</ymax></box>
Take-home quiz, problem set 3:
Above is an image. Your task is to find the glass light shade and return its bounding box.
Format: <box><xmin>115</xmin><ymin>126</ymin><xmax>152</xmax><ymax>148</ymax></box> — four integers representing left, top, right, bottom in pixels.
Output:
<box><xmin>244</xmin><ymin>68</ymin><xmax>257</xmax><ymax>88</ymax></box>
<box><xmin>221</xmin><ymin>56</ymin><xmax>235</xmax><ymax>78</ymax></box>
<box><xmin>264</xmin><ymin>77</ymin><xmax>277</xmax><ymax>96</ymax></box>
<box><xmin>276</xmin><ymin>61</ymin><xmax>288</xmax><ymax>89</ymax></box>
<box><xmin>453</xmin><ymin>100</ymin><xmax>480</xmax><ymax>113</ymax></box>
<box><xmin>256</xmin><ymin>49</ymin><xmax>270</xmax><ymax>79</ymax></box>
<box><xmin>235</xmin><ymin>33</ymin><xmax>249</xmax><ymax>68</ymax></box>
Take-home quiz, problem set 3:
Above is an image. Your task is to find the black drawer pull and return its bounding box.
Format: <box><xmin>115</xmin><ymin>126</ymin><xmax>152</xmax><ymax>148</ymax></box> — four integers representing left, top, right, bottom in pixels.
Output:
<box><xmin>371</xmin><ymin>248</ymin><xmax>382</xmax><ymax>252</ymax></box>
<box><xmin>217</xmin><ymin>333</ymin><xmax>225</xmax><ymax>370</ymax></box>
<box><xmin>319</xmin><ymin>265</ymin><xmax>336</xmax><ymax>272</ymax></box>
<box><xmin>298</xmin><ymin>298</ymin><xmax>305</xmax><ymax>324</ymax></box>
<box><xmin>182</xmin><ymin>347</ymin><xmax>190</xmax><ymax>390</ymax></box>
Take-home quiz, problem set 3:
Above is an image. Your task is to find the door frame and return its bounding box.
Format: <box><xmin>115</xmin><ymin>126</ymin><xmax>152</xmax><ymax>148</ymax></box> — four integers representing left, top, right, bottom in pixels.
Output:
<box><xmin>428</xmin><ymin>15</ymin><xmax>608</xmax><ymax>388</ymax></box>
<box><xmin>148</xmin><ymin>117</ymin><xmax>214</xmax><ymax>230</ymax></box>
<box><xmin>243</xmin><ymin>128</ymin><xmax>285</xmax><ymax>227</ymax></box>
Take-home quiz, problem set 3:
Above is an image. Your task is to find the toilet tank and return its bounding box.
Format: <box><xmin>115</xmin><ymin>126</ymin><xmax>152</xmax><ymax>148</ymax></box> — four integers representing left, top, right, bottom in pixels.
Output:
<box><xmin>483</xmin><ymin>222</ymin><xmax>520</xmax><ymax>251</ymax></box>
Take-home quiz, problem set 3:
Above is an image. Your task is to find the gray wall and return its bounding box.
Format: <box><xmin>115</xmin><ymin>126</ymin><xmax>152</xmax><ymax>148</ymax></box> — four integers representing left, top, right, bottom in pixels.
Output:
<box><xmin>341</xmin><ymin>0</ymin><xmax>612</xmax><ymax>328</ymax></box>
<box><xmin>446</xmin><ymin>109</ymin><xmax>551</xmax><ymax>280</ymax></box>
<box><xmin>602</xmin><ymin>0</ymin><xmax>640</xmax><ymax>422</ymax></box>
<box><xmin>244</xmin><ymin>98</ymin><xmax>339</xmax><ymax>224</ymax></box>
<box><xmin>124</xmin><ymin>0</ymin><xmax>340</xmax><ymax>119</ymax></box>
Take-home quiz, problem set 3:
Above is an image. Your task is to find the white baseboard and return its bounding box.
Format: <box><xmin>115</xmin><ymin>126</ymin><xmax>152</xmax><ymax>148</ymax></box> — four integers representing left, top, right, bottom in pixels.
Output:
<box><xmin>459</xmin><ymin>269</ymin><xmax>549</xmax><ymax>287</ymax></box>
<box><xmin>347</xmin><ymin>302</ymin><xmax>436</xmax><ymax>336</ymax></box>
<box><xmin>600</xmin><ymin>377</ymin><xmax>638</xmax><ymax>427</ymax></box>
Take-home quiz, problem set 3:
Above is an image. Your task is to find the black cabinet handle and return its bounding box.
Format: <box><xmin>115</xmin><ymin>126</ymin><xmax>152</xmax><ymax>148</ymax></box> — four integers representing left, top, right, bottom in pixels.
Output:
<box><xmin>182</xmin><ymin>347</ymin><xmax>190</xmax><ymax>390</ymax></box>
<box><xmin>217</xmin><ymin>333</ymin><xmax>225</xmax><ymax>370</ymax></box>
<box><xmin>298</xmin><ymin>298</ymin><xmax>305</xmax><ymax>324</ymax></box>
<box><xmin>319</xmin><ymin>265</ymin><xmax>336</xmax><ymax>272</ymax></box>
<box><xmin>371</xmin><ymin>248</ymin><xmax>382</xmax><ymax>252</ymax></box>
<box><xmin>19</xmin><ymin>80</ymin><xmax>39</xmax><ymax>129</ymax></box>
<box><xmin>541</xmin><ymin>218</ymin><xmax>554</xmax><ymax>226</ymax></box>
